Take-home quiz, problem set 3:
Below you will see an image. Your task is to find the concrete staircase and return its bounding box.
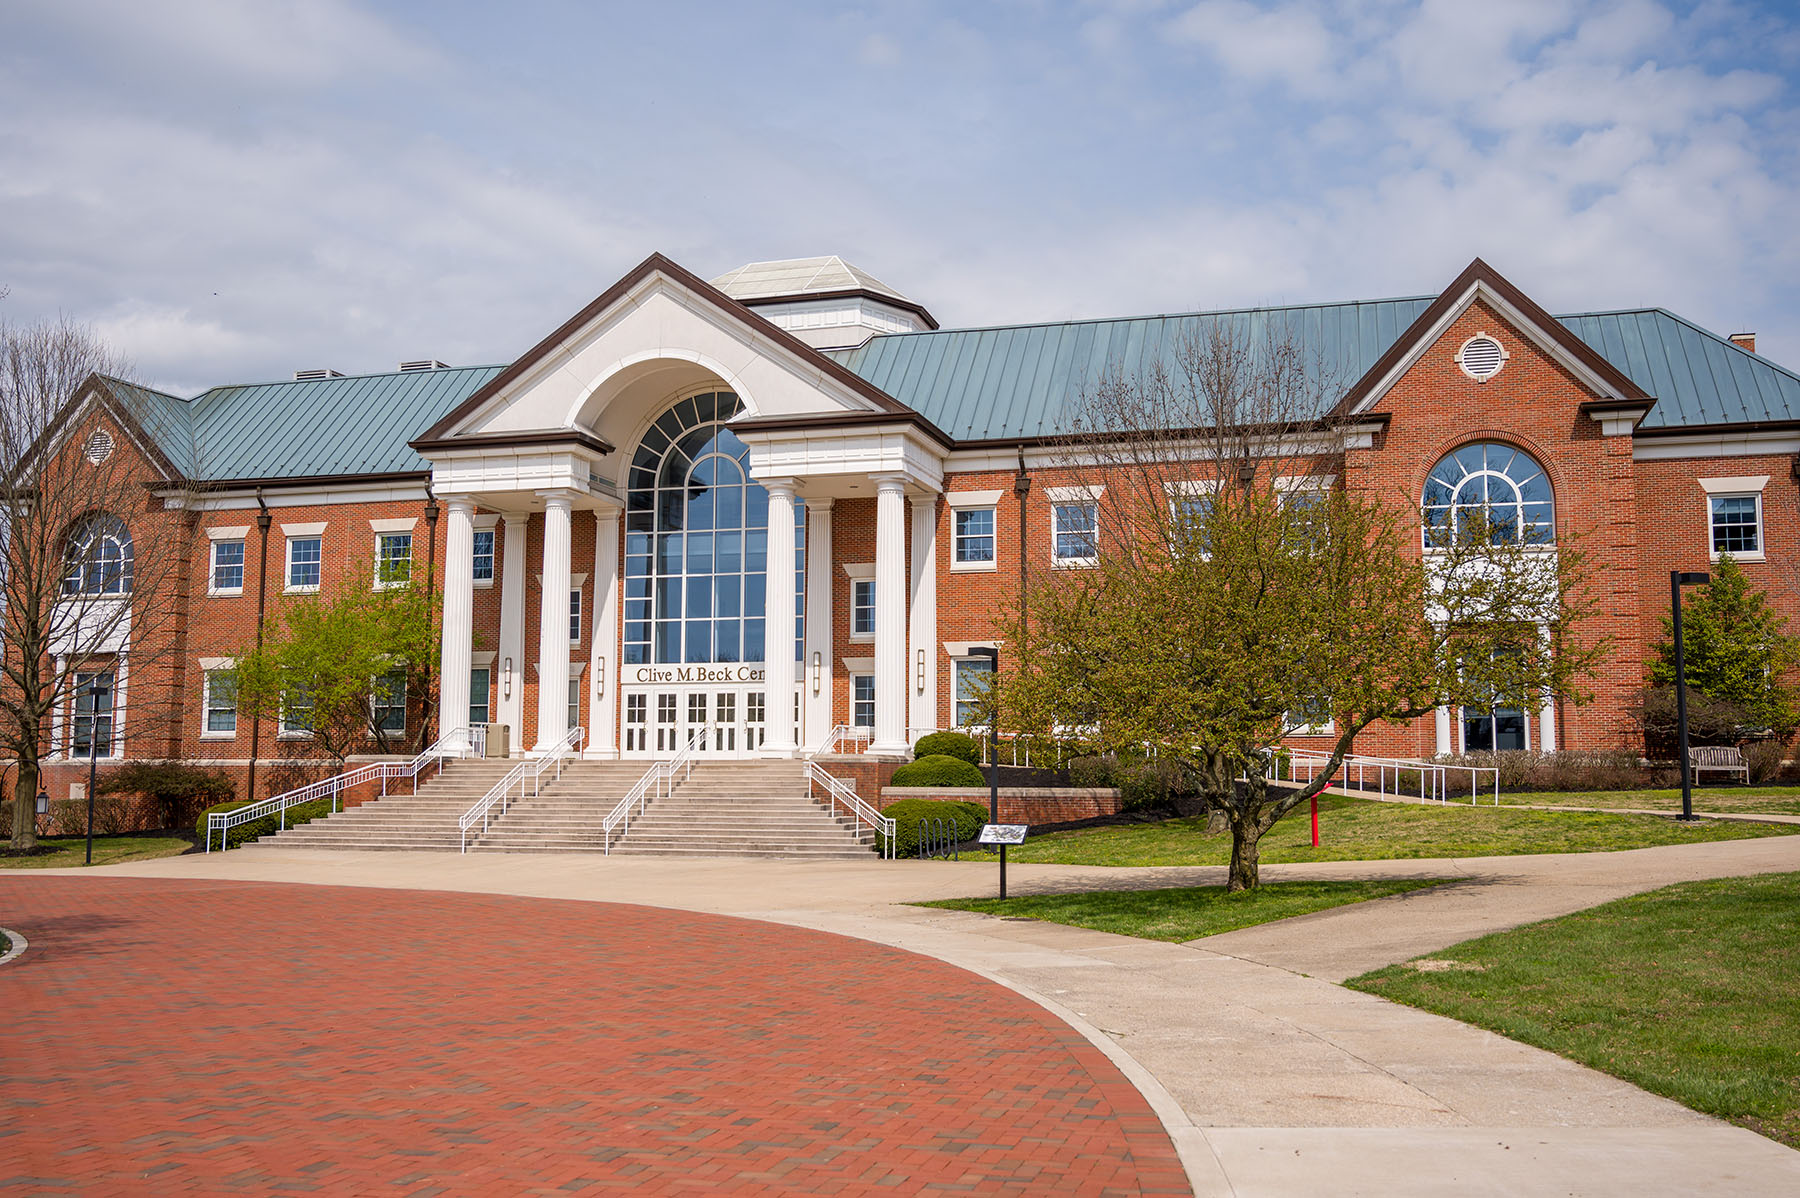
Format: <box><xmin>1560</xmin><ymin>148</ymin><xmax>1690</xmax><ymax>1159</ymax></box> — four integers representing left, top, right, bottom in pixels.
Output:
<box><xmin>467</xmin><ymin>761</ymin><xmax>647</xmax><ymax>853</ymax></box>
<box><xmin>258</xmin><ymin>759</ymin><xmax>522</xmax><ymax>852</ymax></box>
<box><xmin>607</xmin><ymin>761</ymin><xmax>876</xmax><ymax>859</ymax></box>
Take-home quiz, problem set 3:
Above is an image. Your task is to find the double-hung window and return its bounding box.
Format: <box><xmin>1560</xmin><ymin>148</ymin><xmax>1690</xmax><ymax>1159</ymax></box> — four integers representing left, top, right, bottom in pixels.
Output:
<box><xmin>287</xmin><ymin>537</ymin><xmax>322</xmax><ymax>591</ymax></box>
<box><xmin>472</xmin><ymin>529</ymin><xmax>496</xmax><ymax>583</ymax></box>
<box><xmin>569</xmin><ymin>589</ymin><xmax>583</xmax><ymax>644</ymax></box>
<box><xmin>851</xmin><ymin>578</ymin><xmax>875</xmax><ymax>639</ymax></box>
<box><xmin>1169</xmin><ymin>493</ymin><xmax>1213</xmax><ymax>558</ymax></box>
<box><xmin>210</xmin><ymin>539</ymin><xmax>245</xmax><ymax>594</ymax></box>
<box><xmin>1288</xmin><ymin>695</ymin><xmax>1333</xmax><ymax>735</ymax></box>
<box><xmin>954</xmin><ymin>508</ymin><xmax>996</xmax><ymax>567</ymax></box>
<box><xmin>851</xmin><ymin>674</ymin><xmax>876</xmax><ymax>729</ymax></box>
<box><xmin>954</xmin><ymin>655</ymin><xmax>995</xmax><ymax>728</ymax></box>
<box><xmin>280</xmin><ymin>682</ymin><xmax>314</xmax><ymax>737</ymax></box>
<box><xmin>72</xmin><ymin>671</ymin><xmax>115</xmax><ymax>757</ymax></box>
<box><xmin>1710</xmin><ymin>494</ymin><xmax>1762</xmax><ymax>559</ymax></box>
<box><xmin>204</xmin><ymin>672</ymin><xmax>237</xmax><ymax>735</ymax></box>
<box><xmin>1052</xmin><ymin>502</ymin><xmax>1099</xmax><ymax>566</ymax></box>
<box><xmin>469</xmin><ymin>667</ymin><xmax>491</xmax><ymax>727</ymax></box>
<box><xmin>376</xmin><ymin>533</ymin><xmax>413</xmax><ymax>587</ymax></box>
<box><xmin>371</xmin><ymin>671</ymin><xmax>406</xmax><ymax>734</ymax></box>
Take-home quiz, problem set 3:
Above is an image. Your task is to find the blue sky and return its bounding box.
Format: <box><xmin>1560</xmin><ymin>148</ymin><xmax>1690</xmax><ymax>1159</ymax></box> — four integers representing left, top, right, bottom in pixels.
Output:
<box><xmin>3</xmin><ymin>0</ymin><xmax>1799</xmax><ymax>392</ymax></box>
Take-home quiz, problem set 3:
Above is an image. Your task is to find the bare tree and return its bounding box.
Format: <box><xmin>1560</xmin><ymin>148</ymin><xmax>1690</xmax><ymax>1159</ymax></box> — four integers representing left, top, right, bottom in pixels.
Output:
<box><xmin>0</xmin><ymin>319</ymin><xmax>197</xmax><ymax>850</ymax></box>
<box><xmin>995</xmin><ymin>318</ymin><xmax>1607</xmax><ymax>889</ymax></box>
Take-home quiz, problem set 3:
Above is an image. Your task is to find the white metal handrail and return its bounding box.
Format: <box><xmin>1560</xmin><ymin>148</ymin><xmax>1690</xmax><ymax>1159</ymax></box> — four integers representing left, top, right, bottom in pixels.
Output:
<box><xmin>457</xmin><ymin>724</ymin><xmax>585</xmax><ymax>852</ymax></box>
<box><xmin>806</xmin><ymin>724</ymin><xmax>871</xmax><ymax>757</ymax></box>
<box><xmin>1277</xmin><ymin>748</ymin><xmax>1498</xmax><ymax>806</ymax></box>
<box><xmin>806</xmin><ymin>761</ymin><xmax>896</xmax><ymax>860</ymax></box>
<box><xmin>206</xmin><ymin>727</ymin><xmax>480</xmax><ymax>851</ymax></box>
<box><xmin>600</xmin><ymin>725</ymin><xmax>708</xmax><ymax>853</ymax></box>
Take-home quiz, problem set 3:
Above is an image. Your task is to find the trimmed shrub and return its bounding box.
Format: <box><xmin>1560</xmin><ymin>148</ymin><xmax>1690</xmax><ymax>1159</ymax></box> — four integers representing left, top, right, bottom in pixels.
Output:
<box><xmin>195</xmin><ymin>796</ymin><xmax>335</xmax><ymax>849</ymax></box>
<box><xmin>1067</xmin><ymin>755</ymin><xmax>1117</xmax><ymax>789</ymax></box>
<box><xmin>890</xmin><ymin>754</ymin><xmax>987</xmax><ymax>788</ymax></box>
<box><xmin>1117</xmin><ymin>758</ymin><xmax>1192</xmax><ymax>812</ymax></box>
<box><xmin>913</xmin><ymin>730</ymin><xmax>981</xmax><ymax>765</ymax></box>
<box><xmin>1438</xmin><ymin>750</ymin><xmax>1646</xmax><ymax>793</ymax></box>
<box><xmin>876</xmin><ymin>798</ymin><xmax>989</xmax><ymax>858</ymax></box>
<box><xmin>101</xmin><ymin>760</ymin><xmax>235</xmax><ymax>828</ymax></box>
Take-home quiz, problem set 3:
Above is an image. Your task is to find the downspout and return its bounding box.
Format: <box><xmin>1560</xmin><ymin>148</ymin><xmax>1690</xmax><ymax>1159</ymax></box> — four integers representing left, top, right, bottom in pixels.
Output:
<box><xmin>1014</xmin><ymin>448</ymin><xmax>1031</xmax><ymax>641</ymax></box>
<box><xmin>246</xmin><ymin>490</ymin><xmax>271</xmax><ymax>803</ymax></box>
<box><xmin>421</xmin><ymin>487</ymin><xmax>440</xmax><ymax>748</ymax></box>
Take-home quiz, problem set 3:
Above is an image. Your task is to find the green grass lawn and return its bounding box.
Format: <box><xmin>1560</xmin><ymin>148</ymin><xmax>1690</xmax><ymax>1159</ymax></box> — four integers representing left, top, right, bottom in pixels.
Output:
<box><xmin>1349</xmin><ymin>871</ymin><xmax>1800</xmax><ymax>1150</ymax></box>
<box><xmin>1510</xmin><ymin>786</ymin><xmax>1800</xmax><ymax>816</ymax></box>
<box><xmin>0</xmin><ymin>832</ymin><xmax>195</xmax><ymax>869</ymax></box>
<box><xmin>921</xmin><ymin>878</ymin><xmax>1448</xmax><ymax>941</ymax></box>
<box><xmin>984</xmin><ymin>795</ymin><xmax>1798</xmax><ymax>868</ymax></box>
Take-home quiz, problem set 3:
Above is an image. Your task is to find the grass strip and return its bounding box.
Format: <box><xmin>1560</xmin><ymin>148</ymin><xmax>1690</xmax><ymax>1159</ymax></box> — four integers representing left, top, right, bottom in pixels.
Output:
<box><xmin>1509</xmin><ymin>786</ymin><xmax>1800</xmax><ymax>816</ymax></box>
<box><xmin>0</xmin><ymin>833</ymin><xmax>195</xmax><ymax>869</ymax></box>
<box><xmin>919</xmin><ymin>878</ymin><xmax>1448</xmax><ymax>942</ymax></box>
<box><xmin>1348</xmin><ymin>871</ymin><xmax>1800</xmax><ymax>1150</ymax></box>
<box><xmin>987</xmin><ymin>796</ymin><xmax>1797</xmax><ymax>868</ymax></box>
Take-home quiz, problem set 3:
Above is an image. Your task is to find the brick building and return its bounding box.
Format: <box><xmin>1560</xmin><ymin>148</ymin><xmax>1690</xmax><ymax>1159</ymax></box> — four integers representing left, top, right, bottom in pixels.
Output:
<box><xmin>31</xmin><ymin>252</ymin><xmax>1800</xmax><ymax>807</ymax></box>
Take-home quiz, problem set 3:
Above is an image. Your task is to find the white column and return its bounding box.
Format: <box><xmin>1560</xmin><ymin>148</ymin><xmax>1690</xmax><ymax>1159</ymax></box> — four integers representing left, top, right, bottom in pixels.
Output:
<box><xmin>496</xmin><ymin>514</ymin><xmax>527</xmax><ymax>752</ymax></box>
<box><xmin>761</xmin><ymin>479</ymin><xmax>798</xmax><ymax>755</ymax></box>
<box><xmin>439</xmin><ymin>497</ymin><xmax>475</xmax><ymax>750</ymax></box>
<box><xmin>1434</xmin><ymin>706</ymin><xmax>1453</xmax><ymax>756</ymax></box>
<box><xmin>872</xmin><ymin>475</ymin><xmax>910</xmax><ymax>755</ymax></box>
<box><xmin>1538</xmin><ymin>694</ymin><xmax>1557</xmax><ymax>752</ymax></box>
<box><xmin>803</xmin><ymin>498</ymin><xmax>834</xmax><ymax>749</ymax></box>
<box><xmin>590</xmin><ymin>507</ymin><xmax>621</xmax><ymax>758</ymax></box>
<box><xmin>908</xmin><ymin>493</ymin><xmax>939</xmax><ymax>739</ymax></box>
<box><xmin>534</xmin><ymin>492</ymin><xmax>574</xmax><ymax>753</ymax></box>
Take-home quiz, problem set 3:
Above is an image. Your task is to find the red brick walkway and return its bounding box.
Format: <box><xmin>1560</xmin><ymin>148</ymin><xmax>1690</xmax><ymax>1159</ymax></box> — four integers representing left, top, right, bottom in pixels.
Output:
<box><xmin>0</xmin><ymin>876</ymin><xmax>1189</xmax><ymax>1195</ymax></box>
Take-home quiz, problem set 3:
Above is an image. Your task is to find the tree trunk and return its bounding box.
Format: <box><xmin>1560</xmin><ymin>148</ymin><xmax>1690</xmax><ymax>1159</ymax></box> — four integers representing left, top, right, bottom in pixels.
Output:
<box><xmin>1226</xmin><ymin>810</ymin><xmax>1261</xmax><ymax>892</ymax></box>
<box><xmin>11</xmin><ymin>758</ymin><xmax>40</xmax><ymax>851</ymax></box>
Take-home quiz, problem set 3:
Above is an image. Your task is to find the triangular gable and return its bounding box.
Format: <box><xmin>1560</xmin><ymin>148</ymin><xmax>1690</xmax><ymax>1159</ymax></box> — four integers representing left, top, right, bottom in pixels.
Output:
<box><xmin>416</xmin><ymin>252</ymin><xmax>928</xmax><ymax>446</ymax></box>
<box><xmin>12</xmin><ymin>374</ymin><xmax>190</xmax><ymax>488</ymax></box>
<box><xmin>1336</xmin><ymin>258</ymin><xmax>1652</xmax><ymax>417</ymax></box>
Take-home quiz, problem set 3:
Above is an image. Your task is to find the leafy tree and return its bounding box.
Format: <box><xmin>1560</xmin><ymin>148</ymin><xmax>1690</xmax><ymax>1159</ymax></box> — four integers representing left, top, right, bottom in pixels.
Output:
<box><xmin>1644</xmin><ymin>554</ymin><xmax>1800</xmax><ymax>740</ymax></box>
<box><xmin>992</xmin><ymin>322</ymin><xmax>1605</xmax><ymax>891</ymax></box>
<box><xmin>228</xmin><ymin>563</ymin><xmax>437</xmax><ymax>768</ymax></box>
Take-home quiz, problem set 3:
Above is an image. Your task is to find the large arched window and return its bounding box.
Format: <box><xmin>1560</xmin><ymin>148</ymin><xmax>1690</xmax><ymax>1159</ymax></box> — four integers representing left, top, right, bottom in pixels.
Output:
<box><xmin>62</xmin><ymin>514</ymin><xmax>133</xmax><ymax>595</ymax></box>
<box><xmin>1422</xmin><ymin>442</ymin><xmax>1554</xmax><ymax>548</ymax></box>
<box><xmin>622</xmin><ymin>392</ymin><xmax>803</xmax><ymax>666</ymax></box>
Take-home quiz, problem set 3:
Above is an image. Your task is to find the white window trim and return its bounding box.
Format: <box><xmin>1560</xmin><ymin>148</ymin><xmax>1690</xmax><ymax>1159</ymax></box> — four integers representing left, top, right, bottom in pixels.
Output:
<box><xmin>945</xmin><ymin>489</ymin><xmax>1005</xmax><ymax>509</ymax></box>
<box><xmin>281</xmin><ymin>522</ymin><xmax>326</xmax><ymax>536</ymax></box>
<box><xmin>369</xmin><ymin>517</ymin><xmax>418</xmax><ymax>533</ymax></box>
<box><xmin>1697</xmin><ymin>475</ymin><xmax>1770</xmax><ymax>493</ymax></box>
<box><xmin>1275</xmin><ymin>474</ymin><xmax>1337</xmax><ymax>493</ymax></box>
<box><xmin>1050</xmin><ymin>499</ymin><xmax>1100</xmax><ymax>569</ymax></box>
<box><xmin>201</xmin><ymin>668</ymin><xmax>238</xmax><ymax>740</ymax></box>
<box><xmin>849</xmin><ymin>672</ymin><xmax>877</xmax><ymax>730</ymax></box>
<box><xmin>950</xmin><ymin>505</ymin><xmax>998</xmax><ymax>574</ymax></box>
<box><xmin>205</xmin><ymin>525</ymin><xmax>250</xmax><ymax>540</ymax></box>
<box><xmin>569</xmin><ymin>587</ymin><xmax>583</xmax><ymax>646</ymax></box>
<box><xmin>1286</xmin><ymin>709</ymin><xmax>1336</xmax><ymax>737</ymax></box>
<box><xmin>284</xmin><ymin>535</ymin><xmax>323</xmax><ymax>595</ymax></box>
<box><xmin>208</xmin><ymin>537</ymin><xmax>246</xmax><ymax>597</ymax></box>
<box><xmin>849</xmin><ymin>576</ymin><xmax>876</xmax><ymax>642</ymax></box>
<box><xmin>952</xmin><ymin>655</ymin><xmax>996</xmax><ymax>731</ymax></box>
<box><xmin>1164</xmin><ymin>479</ymin><xmax>1221</xmax><ymax>497</ymax></box>
<box><xmin>373</xmin><ymin>531</ymin><xmax>414</xmax><ymax>590</ymax></box>
<box><xmin>66</xmin><ymin>662</ymin><xmax>125</xmax><ymax>760</ymax></box>
<box><xmin>471</xmin><ymin>525</ymin><xmax>497</xmax><ymax>590</ymax></box>
<box><xmin>1708</xmin><ymin>490</ymin><xmax>1766</xmax><ymax>563</ymax></box>
<box><xmin>370</xmin><ymin>671</ymin><xmax>408</xmax><ymax>736</ymax></box>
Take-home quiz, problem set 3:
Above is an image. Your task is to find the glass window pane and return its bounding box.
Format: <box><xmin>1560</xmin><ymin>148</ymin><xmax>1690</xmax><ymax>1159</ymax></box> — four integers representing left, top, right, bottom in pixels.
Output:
<box><xmin>685</xmin><ymin>532</ymin><xmax>712</xmax><ymax>574</ymax></box>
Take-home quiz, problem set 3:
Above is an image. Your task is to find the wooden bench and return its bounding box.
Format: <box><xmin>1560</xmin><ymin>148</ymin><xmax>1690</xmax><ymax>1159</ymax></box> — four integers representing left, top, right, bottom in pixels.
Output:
<box><xmin>1688</xmin><ymin>745</ymin><xmax>1750</xmax><ymax>785</ymax></box>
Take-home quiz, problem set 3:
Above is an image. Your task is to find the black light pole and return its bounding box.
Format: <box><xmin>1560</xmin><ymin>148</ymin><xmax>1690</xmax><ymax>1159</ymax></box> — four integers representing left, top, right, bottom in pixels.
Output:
<box><xmin>83</xmin><ymin>676</ymin><xmax>108</xmax><ymax>865</ymax></box>
<box><xmin>972</xmin><ymin>646</ymin><xmax>1004</xmax><ymax>899</ymax></box>
<box><xmin>1671</xmin><ymin>570</ymin><xmax>1710</xmax><ymax>823</ymax></box>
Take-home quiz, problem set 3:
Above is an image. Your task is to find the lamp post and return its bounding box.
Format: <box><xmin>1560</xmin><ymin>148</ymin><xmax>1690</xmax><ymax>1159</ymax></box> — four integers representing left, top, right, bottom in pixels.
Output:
<box><xmin>83</xmin><ymin>675</ymin><xmax>109</xmax><ymax>865</ymax></box>
<box><xmin>971</xmin><ymin>646</ymin><xmax>1004</xmax><ymax>899</ymax></box>
<box><xmin>1671</xmin><ymin>570</ymin><xmax>1710</xmax><ymax>823</ymax></box>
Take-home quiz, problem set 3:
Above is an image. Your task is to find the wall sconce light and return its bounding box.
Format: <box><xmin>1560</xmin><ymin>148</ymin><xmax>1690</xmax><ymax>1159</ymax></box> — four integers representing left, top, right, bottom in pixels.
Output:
<box><xmin>502</xmin><ymin>657</ymin><xmax>513</xmax><ymax>700</ymax></box>
<box><xmin>811</xmin><ymin>651</ymin><xmax>822</xmax><ymax>695</ymax></box>
<box><xmin>595</xmin><ymin>656</ymin><xmax>607</xmax><ymax>701</ymax></box>
<box><xmin>916</xmin><ymin>648</ymin><xmax>926</xmax><ymax>691</ymax></box>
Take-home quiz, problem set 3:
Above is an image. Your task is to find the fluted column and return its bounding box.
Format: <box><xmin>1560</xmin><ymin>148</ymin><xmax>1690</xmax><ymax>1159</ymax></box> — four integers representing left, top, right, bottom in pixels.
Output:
<box><xmin>803</xmin><ymin>498</ymin><xmax>834</xmax><ymax>749</ymax></box>
<box><xmin>497</xmin><ymin>514</ymin><xmax>527</xmax><ymax>751</ymax></box>
<box><xmin>590</xmin><ymin>507</ymin><xmax>621</xmax><ymax>758</ymax></box>
<box><xmin>534</xmin><ymin>491</ymin><xmax>574</xmax><ymax>753</ymax></box>
<box><xmin>908</xmin><ymin>494</ymin><xmax>939</xmax><ymax>739</ymax></box>
<box><xmin>872</xmin><ymin>475</ymin><xmax>909</xmax><ymax>755</ymax></box>
<box><xmin>438</xmin><ymin>497</ymin><xmax>475</xmax><ymax>751</ymax></box>
<box><xmin>761</xmin><ymin>479</ymin><xmax>798</xmax><ymax>755</ymax></box>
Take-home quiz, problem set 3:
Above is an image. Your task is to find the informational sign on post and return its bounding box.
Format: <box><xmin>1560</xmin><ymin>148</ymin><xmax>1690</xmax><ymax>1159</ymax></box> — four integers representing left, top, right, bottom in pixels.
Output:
<box><xmin>978</xmin><ymin>824</ymin><xmax>1028</xmax><ymax>845</ymax></box>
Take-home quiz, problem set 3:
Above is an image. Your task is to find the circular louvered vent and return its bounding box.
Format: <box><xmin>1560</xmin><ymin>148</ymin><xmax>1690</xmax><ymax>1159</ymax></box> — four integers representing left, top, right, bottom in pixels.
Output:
<box><xmin>1458</xmin><ymin>334</ymin><xmax>1507</xmax><ymax>382</ymax></box>
<box><xmin>83</xmin><ymin>429</ymin><xmax>115</xmax><ymax>464</ymax></box>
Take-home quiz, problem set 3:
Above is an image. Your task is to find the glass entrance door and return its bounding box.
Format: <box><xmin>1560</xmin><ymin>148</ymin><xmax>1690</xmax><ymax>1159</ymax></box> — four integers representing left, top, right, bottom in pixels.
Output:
<box><xmin>623</xmin><ymin>686</ymin><xmax>769</xmax><ymax>759</ymax></box>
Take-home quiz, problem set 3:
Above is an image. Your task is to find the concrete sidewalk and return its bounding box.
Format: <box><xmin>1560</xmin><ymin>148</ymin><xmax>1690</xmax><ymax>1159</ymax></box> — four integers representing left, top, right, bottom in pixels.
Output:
<box><xmin>39</xmin><ymin>835</ymin><xmax>1800</xmax><ymax>1197</ymax></box>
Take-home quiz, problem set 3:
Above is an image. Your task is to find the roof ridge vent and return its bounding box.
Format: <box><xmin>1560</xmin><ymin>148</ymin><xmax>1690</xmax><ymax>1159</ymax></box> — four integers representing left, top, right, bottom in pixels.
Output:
<box><xmin>294</xmin><ymin>368</ymin><xmax>345</xmax><ymax>381</ymax></box>
<box><xmin>399</xmin><ymin>359</ymin><xmax>450</xmax><ymax>373</ymax></box>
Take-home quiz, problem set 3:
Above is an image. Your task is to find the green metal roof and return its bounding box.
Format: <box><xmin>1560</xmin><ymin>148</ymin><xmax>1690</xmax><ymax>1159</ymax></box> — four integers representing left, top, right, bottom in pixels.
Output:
<box><xmin>831</xmin><ymin>302</ymin><xmax>1800</xmax><ymax>440</ymax></box>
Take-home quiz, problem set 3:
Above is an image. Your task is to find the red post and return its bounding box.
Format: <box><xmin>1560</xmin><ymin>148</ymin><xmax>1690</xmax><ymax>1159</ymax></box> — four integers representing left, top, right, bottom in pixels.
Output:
<box><xmin>1311</xmin><ymin>793</ymin><xmax>1320</xmax><ymax>847</ymax></box>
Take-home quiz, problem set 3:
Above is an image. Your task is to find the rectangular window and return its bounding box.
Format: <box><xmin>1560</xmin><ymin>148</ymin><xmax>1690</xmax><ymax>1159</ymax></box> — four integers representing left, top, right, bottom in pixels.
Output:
<box><xmin>568</xmin><ymin>676</ymin><xmax>582</xmax><ymax>733</ymax></box>
<box><xmin>280</xmin><ymin>682</ymin><xmax>314</xmax><ymax>736</ymax></box>
<box><xmin>472</xmin><ymin>529</ymin><xmax>495</xmax><ymax>583</ymax></box>
<box><xmin>469</xmin><ymin>667</ymin><xmax>491</xmax><ymax>727</ymax></box>
<box><xmin>1710</xmin><ymin>494</ymin><xmax>1762</xmax><ymax>558</ymax></box>
<box><xmin>210</xmin><ymin>540</ymin><xmax>245</xmax><ymax>593</ymax></box>
<box><xmin>1052</xmin><ymin>502</ymin><xmax>1098</xmax><ymax>565</ymax></box>
<box><xmin>954</xmin><ymin>656</ymin><xmax>995</xmax><ymax>727</ymax></box>
<box><xmin>852</xmin><ymin>579</ymin><xmax>875</xmax><ymax>637</ymax></box>
<box><xmin>204</xmin><ymin>671</ymin><xmax>237</xmax><ymax>735</ymax></box>
<box><xmin>852</xmin><ymin>674</ymin><xmax>876</xmax><ymax>729</ymax></box>
<box><xmin>953</xmin><ymin>508</ymin><xmax>996</xmax><ymax>566</ymax></box>
<box><xmin>376</xmin><ymin>533</ymin><xmax>413</xmax><ymax>587</ymax></box>
<box><xmin>1170</xmin><ymin>495</ymin><xmax>1212</xmax><ymax>557</ymax></box>
<box><xmin>570</xmin><ymin>589</ymin><xmax>583</xmax><ymax>644</ymax></box>
<box><xmin>371</xmin><ymin>671</ymin><xmax>406</xmax><ymax>734</ymax></box>
<box><xmin>72</xmin><ymin>671</ymin><xmax>115</xmax><ymax>757</ymax></box>
<box><xmin>1288</xmin><ymin>695</ymin><xmax>1333</xmax><ymax>735</ymax></box>
<box><xmin>287</xmin><ymin>537</ymin><xmax>322</xmax><ymax>591</ymax></box>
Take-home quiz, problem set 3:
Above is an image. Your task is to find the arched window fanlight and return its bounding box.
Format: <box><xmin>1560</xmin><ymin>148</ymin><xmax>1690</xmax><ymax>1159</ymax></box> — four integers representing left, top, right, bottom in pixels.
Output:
<box><xmin>63</xmin><ymin>513</ymin><xmax>134</xmax><ymax>595</ymax></box>
<box><xmin>1422</xmin><ymin>442</ymin><xmax>1554</xmax><ymax>548</ymax></box>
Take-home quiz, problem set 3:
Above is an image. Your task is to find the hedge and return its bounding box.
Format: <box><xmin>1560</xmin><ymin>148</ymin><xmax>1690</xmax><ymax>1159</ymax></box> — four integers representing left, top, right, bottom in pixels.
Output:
<box><xmin>877</xmin><ymin>798</ymin><xmax>989</xmax><ymax>858</ymax></box>
<box><xmin>912</xmin><ymin>731</ymin><xmax>981</xmax><ymax>766</ymax></box>
<box><xmin>890</xmin><ymin>754</ymin><xmax>987</xmax><ymax>788</ymax></box>
<box><xmin>196</xmin><ymin>796</ymin><xmax>336</xmax><ymax>849</ymax></box>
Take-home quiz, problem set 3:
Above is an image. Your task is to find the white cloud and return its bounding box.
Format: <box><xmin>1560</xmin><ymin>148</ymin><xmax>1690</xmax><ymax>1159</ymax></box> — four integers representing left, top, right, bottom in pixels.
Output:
<box><xmin>1163</xmin><ymin>0</ymin><xmax>1340</xmax><ymax>94</ymax></box>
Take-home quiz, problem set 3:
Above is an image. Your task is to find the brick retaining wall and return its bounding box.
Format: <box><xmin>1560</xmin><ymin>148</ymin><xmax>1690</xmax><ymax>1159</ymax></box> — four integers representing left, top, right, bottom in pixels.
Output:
<box><xmin>878</xmin><ymin>786</ymin><xmax>1122</xmax><ymax>824</ymax></box>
